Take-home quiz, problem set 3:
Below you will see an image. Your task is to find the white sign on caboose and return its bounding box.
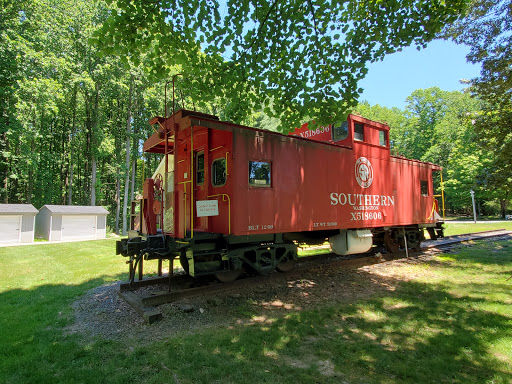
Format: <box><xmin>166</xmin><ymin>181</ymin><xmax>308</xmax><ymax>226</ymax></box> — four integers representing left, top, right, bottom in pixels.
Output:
<box><xmin>196</xmin><ymin>200</ymin><xmax>219</xmax><ymax>217</ymax></box>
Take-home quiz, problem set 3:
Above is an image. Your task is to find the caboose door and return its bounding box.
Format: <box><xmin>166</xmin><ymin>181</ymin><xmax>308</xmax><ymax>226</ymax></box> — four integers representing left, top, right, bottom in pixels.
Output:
<box><xmin>203</xmin><ymin>129</ymin><xmax>232</xmax><ymax>235</ymax></box>
<box><xmin>192</xmin><ymin>127</ymin><xmax>209</xmax><ymax>232</ymax></box>
<box><xmin>176</xmin><ymin>125</ymin><xmax>232</xmax><ymax>238</ymax></box>
<box><xmin>175</xmin><ymin>125</ymin><xmax>210</xmax><ymax>237</ymax></box>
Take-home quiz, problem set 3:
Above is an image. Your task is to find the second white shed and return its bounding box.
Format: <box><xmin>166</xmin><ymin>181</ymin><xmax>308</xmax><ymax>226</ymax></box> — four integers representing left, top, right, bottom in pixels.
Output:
<box><xmin>36</xmin><ymin>205</ymin><xmax>109</xmax><ymax>241</ymax></box>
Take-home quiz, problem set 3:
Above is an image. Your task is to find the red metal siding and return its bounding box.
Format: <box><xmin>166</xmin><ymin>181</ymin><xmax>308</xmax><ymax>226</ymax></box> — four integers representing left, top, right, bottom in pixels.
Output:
<box><xmin>223</xmin><ymin>126</ymin><xmax>437</xmax><ymax>237</ymax></box>
<box><xmin>145</xmin><ymin>110</ymin><xmax>440</xmax><ymax>239</ymax></box>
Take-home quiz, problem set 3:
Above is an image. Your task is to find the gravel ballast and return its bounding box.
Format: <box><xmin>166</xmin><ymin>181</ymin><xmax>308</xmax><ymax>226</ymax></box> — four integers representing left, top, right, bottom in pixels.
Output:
<box><xmin>66</xmin><ymin>255</ymin><xmax>437</xmax><ymax>344</ymax></box>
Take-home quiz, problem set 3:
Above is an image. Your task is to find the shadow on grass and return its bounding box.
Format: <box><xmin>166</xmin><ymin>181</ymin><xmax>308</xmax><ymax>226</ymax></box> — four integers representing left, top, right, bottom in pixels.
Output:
<box><xmin>152</xmin><ymin>247</ymin><xmax>512</xmax><ymax>384</ymax></box>
<box><xmin>0</xmin><ymin>275</ymin><xmax>133</xmax><ymax>383</ymax></box>
<box><xmin>166</xmin><ymin>274</ymin><xmax>511</xmax><ymax>384</ymax></box>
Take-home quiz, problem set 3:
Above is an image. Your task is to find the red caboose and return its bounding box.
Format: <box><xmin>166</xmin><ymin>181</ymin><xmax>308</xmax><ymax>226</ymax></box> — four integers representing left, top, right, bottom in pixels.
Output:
<box><xmin>117</xmin><ymin>109</ymin><xmax>444</xmax><ymax>282</ymax></box>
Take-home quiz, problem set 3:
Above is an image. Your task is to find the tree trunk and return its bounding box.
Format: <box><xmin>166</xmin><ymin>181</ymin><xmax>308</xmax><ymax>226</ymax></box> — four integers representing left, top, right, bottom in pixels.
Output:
<box><xmin>27</xmin><ymin>136</ymin><xmax>35</xmax><ymax>204</ymax></box>
<box><xmin>68</xmin><ymin>149</ymin><xmax>73</xmax><ymax>205</ymax></box>
<box><xmin>122</xmin><ymin>74</ymin><xmax>134</xmax><ymax>235</ymax></box>
<box><xmin>68</xmin><ymin>83</ymin><xmax>78</xmax><ymax>205</ymax></box>
<box><xmin>90</xmin><ymin>83</ymin><xmax>99</xmax><ymax>206</ymax></box>
<box><xmin>115</xmin><ymin>168</ymin><xmax>121</xmax><ymax>234</ymax></box>
<box><xmin>130</xmin><ymin>158</ymin><xmax>136</xmax><ymax>202</ymax></box>
<box><xmin>91</xmin><ymin>158</ymin><xmax>97</xmax><ymax>206</ymax></box>
<box><xmin>130</xmin><ymin>100</ymin><xmax>138</xmax><ymax>202</ymax></box>
<box><xmin>3</xmin><ymin>132</ymin><xmax>8</xmax><ymax>203</ymax></box>
<box><xmin>500</xmin><ymin>199</ymin><xmax>507</xmax><ymax>219</ymax></box>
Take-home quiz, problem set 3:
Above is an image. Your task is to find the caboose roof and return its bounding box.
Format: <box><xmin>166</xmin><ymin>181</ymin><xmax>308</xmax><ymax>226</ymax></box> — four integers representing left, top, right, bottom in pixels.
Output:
<box><xmin>145</xmin><ymin>109</ymin><xmax>442</xmax><ymax>171</ymax></box>
<box><xmin>145</xmin><ymin>110</ymin><xmax>221</xmax><ymax>153</ymax></box>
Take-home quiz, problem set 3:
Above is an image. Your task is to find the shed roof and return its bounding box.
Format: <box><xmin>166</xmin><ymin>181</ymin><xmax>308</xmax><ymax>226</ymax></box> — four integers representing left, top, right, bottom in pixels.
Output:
<box><xmin>0</xmin><ymin>204</ymin><xmax>38</xmax><ymax>214</ymax></box>
<box><xmin>40</xmin><ymin>205</ymin><xmax>109</xmax><ymax>215</ymax></box>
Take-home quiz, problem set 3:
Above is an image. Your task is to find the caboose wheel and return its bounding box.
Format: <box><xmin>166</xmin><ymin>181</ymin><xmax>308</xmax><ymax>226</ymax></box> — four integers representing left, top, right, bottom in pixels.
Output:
<box><xmin>276</xmin><ymin>259</ymin><xmax>296</xmax><ymax>272</ymax></box>
<box><xmin>214</xmin><ymin>269</ymin><xmax>243</xmax><ymax>283</ymax></box>
<box><xmin>384</xmin><ymin>231</ymin><xmax>400</xmax><ymax>253</ymax></box>
<box><xmin>179</xmin><ymin>253</ymin><xmax>190</xmax><ymax>274</ymax></box>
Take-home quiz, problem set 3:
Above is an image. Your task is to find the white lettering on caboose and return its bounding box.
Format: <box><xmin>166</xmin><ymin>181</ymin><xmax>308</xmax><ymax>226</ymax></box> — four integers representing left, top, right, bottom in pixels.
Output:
<box><xmin>330</xmin><ymin>192</ymin><xmax>395</xmax><ymax>222</ymax></box>
<box><xmin>330</xmin><ymin>193</ymin><xmax>395</xmax><ymax>207</ymax></box>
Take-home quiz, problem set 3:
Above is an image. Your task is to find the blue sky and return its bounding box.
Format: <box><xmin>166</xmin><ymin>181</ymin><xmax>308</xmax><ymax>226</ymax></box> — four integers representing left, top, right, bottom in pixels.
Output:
<box><xmin>358</xmin><ymin>39</ymin><xmax>482</xmax><ymax>110</ymax></box>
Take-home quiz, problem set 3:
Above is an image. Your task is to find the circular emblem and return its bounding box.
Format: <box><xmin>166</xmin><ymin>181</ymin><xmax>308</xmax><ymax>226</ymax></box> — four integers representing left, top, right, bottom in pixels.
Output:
<box><xmin>355</xmin><ymin>157</ymin><xmax>373</xmax><ymax>188</ymax></box>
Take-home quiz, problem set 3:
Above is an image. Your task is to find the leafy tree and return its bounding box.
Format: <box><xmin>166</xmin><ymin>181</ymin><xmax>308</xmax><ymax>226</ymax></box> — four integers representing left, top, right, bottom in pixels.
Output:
<box><xmin>0</xmin><ymin>0</ymin><xmax>33</xmax><ymax>202</ymax></box>
<box><xmin>444</xmin><ymin>0</ymin><xmax>511</xmax><ymax>107</ymax></box>
<box><xmin>472</xmin><ymin>106</ymin><xmax>512</xmax><ymax>217</ymax></box>
<box><xmin>0</xmin><ymin>0</ymin><xmax>167</xmax><ymax>232</ymax></box>
<box><xmin>444</xmin><ymin>0</ymin><xmax>512</xmax><ymax>216</ymax></box>
<box><xmin>94</xmin><ymin>0</ymin><xmax>468</xmax><ymax>130</ymax></box>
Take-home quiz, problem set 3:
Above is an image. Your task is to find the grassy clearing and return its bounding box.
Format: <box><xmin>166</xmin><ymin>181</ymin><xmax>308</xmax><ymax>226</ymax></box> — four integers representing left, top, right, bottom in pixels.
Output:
<box><xmin>443</xmin><ymin>221</ymin><xmax>512</xmax><ymax>237</ymax></box>
<box><xmin>1</xmin><ymin>234</ymin><xmax>512</xmax><ymax>383</ymax></box>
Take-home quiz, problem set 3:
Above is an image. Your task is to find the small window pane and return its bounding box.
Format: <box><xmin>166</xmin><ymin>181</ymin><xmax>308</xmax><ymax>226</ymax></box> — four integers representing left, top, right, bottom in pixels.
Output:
<box><xmin>379</xmin><ymin>131</ymin><xmax>387</xmax><ymax>146</ymax></box>
<box><xmin>196</xmin><ymin>152</ymin><xmax>204</xmax><ymax>185</ymax></box>
<box><xmin>249</xmin><ymin>161</ymin><xmax>271</xmax><ymax>187</ymax></box>
<box><xmin>354</xmin><ymin>123</ymin><xmax>364</xmax><ymax>141</ymax></box>
<box><xmin>212</xmin><ymin>158</ymin><xmax>226</xmax><ymax>187</ymax></box>
<box><xmin>332</xmin><ymin>121</ymin><xmax>348</xmax><ymax>142</ymax></box>
<box><xmin>421</xmin><ymin>180</ymin><xmax>428</xmax><ymax>196</ymax></box>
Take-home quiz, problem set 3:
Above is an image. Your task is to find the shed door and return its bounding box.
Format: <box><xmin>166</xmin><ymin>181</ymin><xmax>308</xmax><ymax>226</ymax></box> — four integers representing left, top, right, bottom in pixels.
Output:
<box><xmin>0</xmin><ymin>215</ymin><xmax>21</xmax><ymax>244</ymax></box>
<box><xmin>61</xmin><ymin>215</ymin><xmax>96</xmax><ymax>241</ymax></box>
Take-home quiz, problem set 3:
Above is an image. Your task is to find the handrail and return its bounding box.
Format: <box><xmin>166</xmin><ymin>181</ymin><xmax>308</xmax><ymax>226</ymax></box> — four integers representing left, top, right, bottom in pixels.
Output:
<box><xmin>427</xmin><ymin>199</ymin><xmax>437</xmax><ymax>220</ymax></box>
<box><xmin>190</xmin><ymin>125</ymin><xmax>194</xmax><ymax>239</ymax></box>
<box><xmin>207</xmin><ymin>194</ymin><xmax>231</xmax><ymax>234</ymax></box>
<box><xmin>178</xmin><ymin>180</ymin><xmax>192</xmax><ymax>236</ymax></box>
<box><xmin>440</xmin><ymin>171</ymin><xmax>446</xmax><ymax>220</ymax></box>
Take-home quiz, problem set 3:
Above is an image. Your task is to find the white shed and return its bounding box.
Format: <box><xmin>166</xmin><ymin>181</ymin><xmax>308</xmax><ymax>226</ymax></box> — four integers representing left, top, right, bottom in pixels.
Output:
<box><xmin>36</xmin><ymin>205</ymin><xmax>109</xmax><ymax>241</ymax></box>
<box><xmin>0</xmin><ymin>204</ymin><xmax>38</xmax><ymax>244</ymax></box>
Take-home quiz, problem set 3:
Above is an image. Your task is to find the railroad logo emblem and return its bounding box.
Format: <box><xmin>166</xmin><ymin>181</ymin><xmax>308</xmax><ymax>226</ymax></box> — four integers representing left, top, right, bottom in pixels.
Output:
<box><xmin>355</xmin><ymin>157</ymin><xmax>373</xmax><ymax>188</ymax></box>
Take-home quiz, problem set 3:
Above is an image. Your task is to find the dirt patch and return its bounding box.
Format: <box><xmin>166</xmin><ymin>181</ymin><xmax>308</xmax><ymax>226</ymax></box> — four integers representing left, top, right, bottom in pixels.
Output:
<box><xmin>67</xmin><ymin>254</ymin><xmax>437</xmax><ymax>344</ymax></box>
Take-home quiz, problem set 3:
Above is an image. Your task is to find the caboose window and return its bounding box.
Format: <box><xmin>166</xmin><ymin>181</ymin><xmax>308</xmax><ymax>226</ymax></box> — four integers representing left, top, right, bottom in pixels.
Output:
<box><xmin>212</xmin><ymin>158</ymin><xmax>226</xmax><ymax>187</ymax></box>
<box><xmin>332</xmin><ymin>121</ymin><xmax>349</xmax><ymax>141</ymax></box>
<box><xmin>354</xmin><ymin>123</ymin><xmax>364</xmax><ymax>141</ymax></box>
<box><xmin>196</xmin><ymin>152</ymin><xmax>204</xmax><ymax>185</ymax></box>
<box><xmin>249</xmin><ymin>161</ymin><xmax>271</xmax><ymax>187</ymax></box>
<box><xmin>379</xmin><ymin>131</ymin><xmax>387</xmax><ymax>146</ymax></box>
<box><xmin>421</xmin><ymin>180</ymin><xmax>429</xmax><ymax>196</ymax></box>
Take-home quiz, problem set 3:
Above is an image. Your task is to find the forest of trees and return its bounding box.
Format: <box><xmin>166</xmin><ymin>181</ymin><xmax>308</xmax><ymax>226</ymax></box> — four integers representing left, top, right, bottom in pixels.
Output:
<box><xmin>1</xmin><ymin>0</ymin><xmax>511</xmax><ymax>234</ymax></box>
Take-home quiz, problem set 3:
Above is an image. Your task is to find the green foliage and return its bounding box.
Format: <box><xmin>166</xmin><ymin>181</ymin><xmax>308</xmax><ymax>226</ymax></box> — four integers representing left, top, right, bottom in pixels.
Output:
<box><xmin>444</xmin><ymin>0</ymin><xmax>512</xmax><ymax>107</ymax></box>
<box><xmin>0</xmin><ymin>0</ymin><xmax>169</xmax><ymax>232</ymax></box>
<box><xmin>443</xmin><ymin>0</ymin><xmax>512</xmax><ymax>217</ymax></box>
<box><xmin>95</xmin><ymin>0</ymin><xmax>469</xmax><ymax>130</ymax></box>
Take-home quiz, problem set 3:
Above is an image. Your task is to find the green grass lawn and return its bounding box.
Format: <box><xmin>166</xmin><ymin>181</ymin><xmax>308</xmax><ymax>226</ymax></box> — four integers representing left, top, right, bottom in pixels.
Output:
<box><xmin>443</xmin><ymin>220</ymin><xmax>512</xmax><ymax>237</ymax></box>
<box><xmin>1</xmin><ymin>228</ymin><xmax>511</xmax><ymax>383</ymax></box>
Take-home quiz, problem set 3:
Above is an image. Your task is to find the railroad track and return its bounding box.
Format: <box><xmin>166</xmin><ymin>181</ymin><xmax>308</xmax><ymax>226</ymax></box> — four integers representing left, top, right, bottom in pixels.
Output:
<box><xmin>118</xmin><ymin>229</ymin><xmax>512</xmax><ymax>323</ymax></box>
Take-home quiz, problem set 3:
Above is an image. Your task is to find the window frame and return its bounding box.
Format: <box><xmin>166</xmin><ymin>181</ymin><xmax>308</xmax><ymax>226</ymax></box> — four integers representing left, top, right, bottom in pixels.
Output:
<box><xmin>354</xmin><ymin>123</ymin><xmax>364</xmax><ymax>142</ymax></box>
<box><xmin>211</xmin><ymin>157</ymin><xmax>227</xmax><ymax>187</ymax></box>
<box><xmin>379</xmin><ymin>130</ymin><xmax>387</xmax><ymax>147</ymax></box>
<box><xmin>332</xmin><ymin>121</ymin><xmax>349</xmax><ymax>142</ymax></box>
<box><xmin>420</xmin><ymin>180</ymin><xmax>429</xmax><ymax>196</ymax></box>
<box><xmin>248</xmin><ymin>160</ymin><xmax>272</xmax><ymax>188</ymax></box>
<box><xmin>195</xmin><ymin>151</ymin><xmax>205</xmax><ymax>186</ymax></box>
